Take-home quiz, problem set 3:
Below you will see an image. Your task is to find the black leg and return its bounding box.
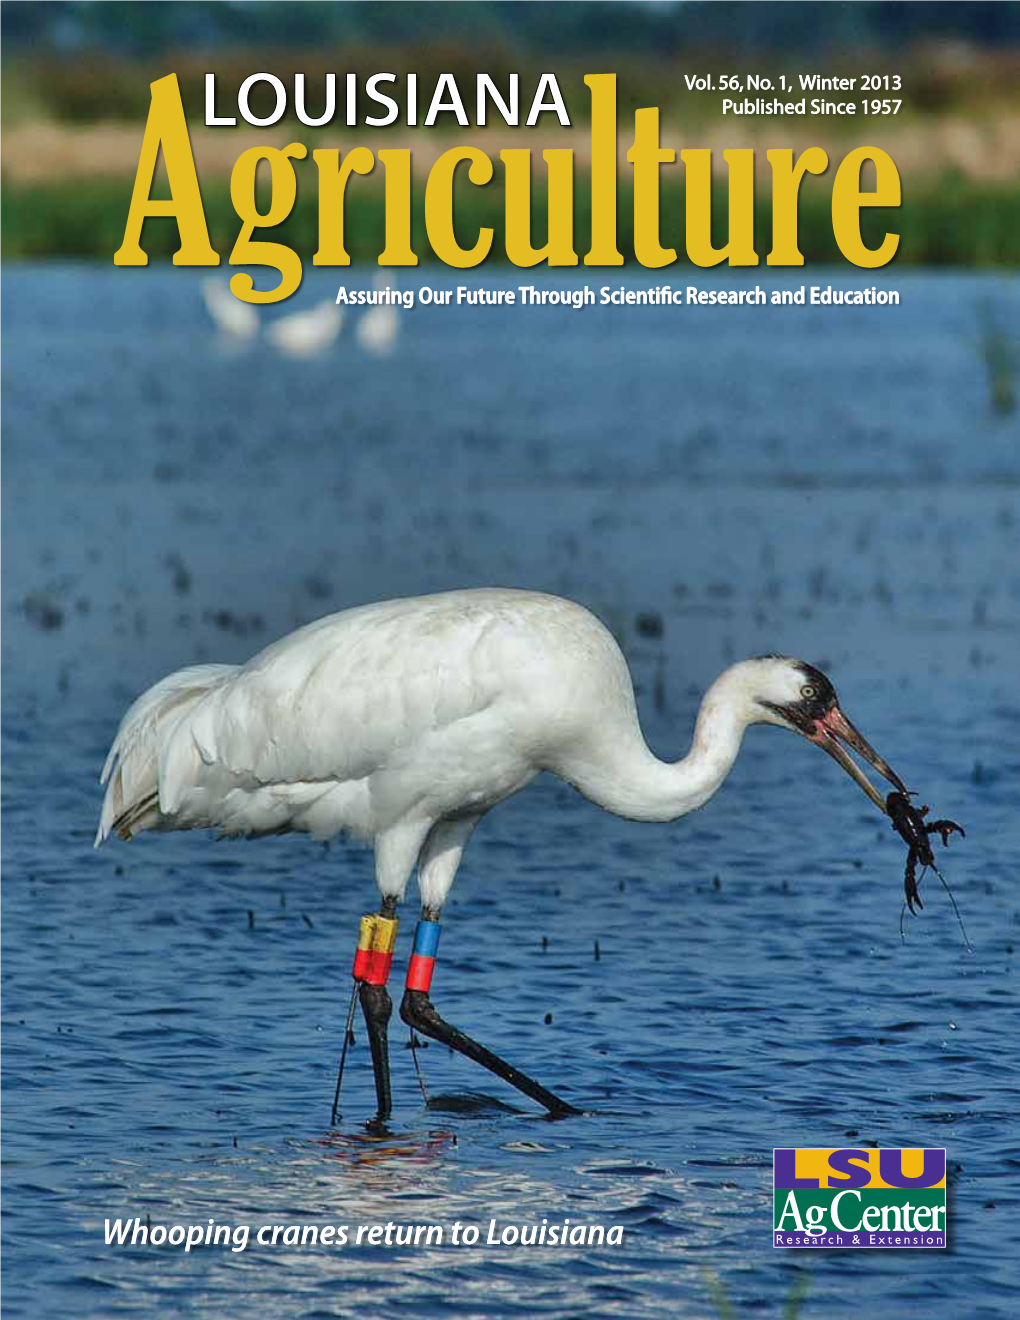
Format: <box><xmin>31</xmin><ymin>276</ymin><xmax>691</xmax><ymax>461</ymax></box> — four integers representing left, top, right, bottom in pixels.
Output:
<box><xmin>359</xmin><ymin>981</ymin><xmax>393</xmax><ymax>1122</ymax></box>
<box><xmin>334</xmin><ymin>896</ymin><xmax>399</xmax><ymax>1126</ymax></box>
<box><xmin>400</xmin><ymin>987</ymin><xmax>580</xmax><ymax>1118</ymax></box>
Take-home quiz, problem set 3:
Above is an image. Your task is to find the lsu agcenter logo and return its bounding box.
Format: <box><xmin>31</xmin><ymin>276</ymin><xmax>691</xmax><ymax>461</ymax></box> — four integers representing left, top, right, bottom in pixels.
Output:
<box><xmin>774</xmin><ymin>1148</ymin><xmax>946</xmax><ymax>1248</ymax></box>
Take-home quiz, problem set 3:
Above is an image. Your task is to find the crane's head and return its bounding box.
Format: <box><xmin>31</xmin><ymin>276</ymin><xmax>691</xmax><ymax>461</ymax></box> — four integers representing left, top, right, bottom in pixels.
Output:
<box><xmin>747</xmin><ymin>656</ymin><xmax>908</xmax><ymax>815</ymax></box>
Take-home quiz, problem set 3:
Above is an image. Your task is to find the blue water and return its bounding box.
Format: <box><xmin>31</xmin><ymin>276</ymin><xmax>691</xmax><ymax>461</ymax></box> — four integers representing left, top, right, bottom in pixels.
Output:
<box><xmin>3</xmin><ymin>266</ymin><xmax>1019</xmax><ymax>1318</ymax></box>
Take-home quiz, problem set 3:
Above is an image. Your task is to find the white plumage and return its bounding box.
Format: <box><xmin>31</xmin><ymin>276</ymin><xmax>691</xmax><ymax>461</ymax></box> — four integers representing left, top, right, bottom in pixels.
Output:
<box><xmin>265</xmin><ymin>299</ymin><xmax>343</xmax><ymax>358</ymax></box>
<box><xmin>356</xmin><ymin>274</ymin><xmax>401</xmax><ymax>355</ymax></box>
<box><xmin>201</xmin><ymin>278</ymin><xmax>260</xmax><ymax>341</ymax></box>
<box><xmin>97</xmin><ymin>588</ymin><xmax>899</xmax><ymax>914</ymax></box>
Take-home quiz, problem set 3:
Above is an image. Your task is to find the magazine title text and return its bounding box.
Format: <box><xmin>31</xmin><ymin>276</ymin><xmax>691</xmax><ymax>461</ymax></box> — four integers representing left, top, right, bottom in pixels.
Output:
<box><xmin>114</xmin><ymin>72</ymin><xmax>902</xmax><ymax>302</ymax></box>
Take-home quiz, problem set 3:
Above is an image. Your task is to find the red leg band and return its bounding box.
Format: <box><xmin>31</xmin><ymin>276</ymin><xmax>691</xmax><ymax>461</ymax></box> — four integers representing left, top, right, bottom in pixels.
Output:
<box><xmin>352</xmin><ymin>914</ymin><xmax>399</xmax><ymax>985</ymax></box>
<box><xmin>352</xmin><ymin>948</ymin><xmax>394</xmax><ymax>985</ymax></box>
<box><xmin>406</xmin><ymin>953</ymin><xmax>436</xmax><ymax>993</ymax></box>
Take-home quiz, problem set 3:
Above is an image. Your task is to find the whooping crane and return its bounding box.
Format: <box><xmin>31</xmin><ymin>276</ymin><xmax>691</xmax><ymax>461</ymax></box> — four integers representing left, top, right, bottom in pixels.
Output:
<box><xmin>356</xmin><ymin>273</ymin><xmax>401</xmax><ymax>356</ymax></box>
<box><xmin>265</xmin><ymin>299</ymin><xmax>343</xmax><ymax>358</ymax></box>
<box><xmin>200</xmin><ymin>278</ymin><xmax>259</xmax><ymax>341</ymax></box>
<box><xmin>96</xmin><ymin>589</ymin><xmax>908</xmax><ymax>1122</ymax></box>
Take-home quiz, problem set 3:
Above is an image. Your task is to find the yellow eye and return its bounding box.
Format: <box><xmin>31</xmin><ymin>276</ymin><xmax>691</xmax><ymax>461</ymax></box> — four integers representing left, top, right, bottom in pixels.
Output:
<box><xmin>801</xmin><ymin>684</ymin><xmax>816</xmax><ymax>699</ymax></box>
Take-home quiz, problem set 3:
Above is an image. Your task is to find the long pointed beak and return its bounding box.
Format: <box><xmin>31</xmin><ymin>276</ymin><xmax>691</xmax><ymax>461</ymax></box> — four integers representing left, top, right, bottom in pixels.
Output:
<box><xmin>808</xmin><ymin>706</ymin><xmax>909</xmax><ymax>814</ymax></box>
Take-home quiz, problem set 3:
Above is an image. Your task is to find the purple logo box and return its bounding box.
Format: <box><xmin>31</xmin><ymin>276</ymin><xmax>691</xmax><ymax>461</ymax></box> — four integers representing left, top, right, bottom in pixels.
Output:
<box><xmin>773</xmin><ymin>1149</ymin><xmax>947</xmax><ymax>1249</ymax></box>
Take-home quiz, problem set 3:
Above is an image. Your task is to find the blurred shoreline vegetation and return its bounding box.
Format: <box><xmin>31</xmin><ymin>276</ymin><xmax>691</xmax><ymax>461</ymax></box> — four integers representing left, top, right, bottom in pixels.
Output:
<box><xmin>5</xmin><ymin>173</ymin><xmax>1019</xmax><ymax>269</ymax></box>
<box><xmin>1</xmin><ymin>0</ymin><xmax>1018</xmax><ymax>265</ymax></box>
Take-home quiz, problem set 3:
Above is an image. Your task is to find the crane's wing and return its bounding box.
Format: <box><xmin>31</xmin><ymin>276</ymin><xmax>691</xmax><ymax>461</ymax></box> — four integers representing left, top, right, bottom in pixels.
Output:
<box><xmin>96</xmin><ymin>664</ymin><xmax>237</xmax><ymax>844</ymax></box>
<box><xmin>96</xmin><ymin>598</ymin><xmax>526</xmax><ymax>845</ymax></box>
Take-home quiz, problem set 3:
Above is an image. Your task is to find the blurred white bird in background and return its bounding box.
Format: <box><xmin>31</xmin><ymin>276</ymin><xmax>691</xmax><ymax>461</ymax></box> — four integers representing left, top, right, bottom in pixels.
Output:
<box><xmin>265</xmin><ymin>299</ymin><xmax>344</xmax><ymax>358</ymax></box>
<box><xmin>200</xmin><ymin>277</ymin><xmax>260</xmax><ymax>342</ymax></box>
<box><xmin>356</xmin><ymin>271</ymin><xmax>401</xmax><ymax>356</ymax></box>
<box><xmin>201</xmin><ymin>280</ymin><xmax>352</xmax><ymax>360</ymax></box>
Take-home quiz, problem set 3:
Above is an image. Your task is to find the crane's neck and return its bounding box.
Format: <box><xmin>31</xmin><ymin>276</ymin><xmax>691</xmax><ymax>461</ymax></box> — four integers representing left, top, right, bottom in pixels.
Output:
<box><xmin>562</xmin><ymin>674</ymin><xmax>752</xmax><ymax>824</ymax></box>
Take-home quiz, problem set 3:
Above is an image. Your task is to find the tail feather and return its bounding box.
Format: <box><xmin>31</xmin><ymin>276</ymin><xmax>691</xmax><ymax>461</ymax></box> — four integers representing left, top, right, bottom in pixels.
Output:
<box><xmin>96</xmin><ymin>664</ymin><xmax>236</xmax><ymax>846</ymax></box>
<box><xmin>111</xmin><ymin>790</ymin><xmax>160</xmax><ymax>841</ymax></box>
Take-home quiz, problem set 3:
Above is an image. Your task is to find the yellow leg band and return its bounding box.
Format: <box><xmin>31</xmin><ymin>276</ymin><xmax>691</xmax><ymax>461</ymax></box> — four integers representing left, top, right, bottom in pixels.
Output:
<box><xmin>353</xmin><ymin>914</ymin><xmax>399</xmax><ymax>984</ymax></box>
<box><xmin>357</xmin><ymin>914</ymin><xmax>399</xmax><ymax>954</ymax></box>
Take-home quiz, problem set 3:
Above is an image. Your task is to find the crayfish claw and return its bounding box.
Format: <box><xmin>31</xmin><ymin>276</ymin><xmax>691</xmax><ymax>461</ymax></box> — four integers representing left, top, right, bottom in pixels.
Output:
<box><xmin>903</xmin><ymin>855</ymin><xmax>924</xmax><ymax>914</ymax></box>
<box><xmin>927</xmin><ymin>819</ymin><xmax>965</xmax><ymax>847</ymax></box>
<box><xmin>887</xmin><ymin>792</ymin><xmax>964</xmax><ymax>926</ymax></box>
